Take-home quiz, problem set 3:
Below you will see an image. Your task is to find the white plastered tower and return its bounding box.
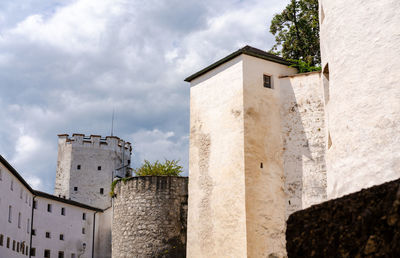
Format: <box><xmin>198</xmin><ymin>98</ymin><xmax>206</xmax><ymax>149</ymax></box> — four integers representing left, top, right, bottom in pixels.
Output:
<box><xmin>54</xmin><ymin>134</ymin><xmax>132</xmax><ymax>209</ymax></box>
<box><xmin>319</xmin><ymin>0</ymin><xmax>400</xmax><ymax>199</ymax></box>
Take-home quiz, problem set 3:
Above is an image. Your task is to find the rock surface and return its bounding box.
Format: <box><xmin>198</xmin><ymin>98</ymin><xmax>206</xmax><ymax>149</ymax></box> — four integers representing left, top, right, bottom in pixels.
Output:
<box><xmin>286</xmin><ymin>179</ymin><xmax>400</xmax><ymax>257</ymax></box>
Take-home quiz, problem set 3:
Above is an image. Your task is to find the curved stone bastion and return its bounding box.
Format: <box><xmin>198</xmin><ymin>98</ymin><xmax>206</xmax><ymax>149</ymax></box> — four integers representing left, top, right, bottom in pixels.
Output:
<box><xmin>112</xmin><ymin>176</ymin><xmax>188</xmax><ymax>258</ymax></box>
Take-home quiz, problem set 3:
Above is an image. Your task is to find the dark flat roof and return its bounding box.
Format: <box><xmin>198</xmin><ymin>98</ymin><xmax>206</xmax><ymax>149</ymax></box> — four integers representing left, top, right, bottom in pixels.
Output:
<box><xmin>0</xmin><ymin>155</ymin><xmax>102</xmax><ymax>212</ymax></box>
<box><xmin>184</xmin><ymin>45</ymin><xmax>292</xmax><ymax>82</ymax></box>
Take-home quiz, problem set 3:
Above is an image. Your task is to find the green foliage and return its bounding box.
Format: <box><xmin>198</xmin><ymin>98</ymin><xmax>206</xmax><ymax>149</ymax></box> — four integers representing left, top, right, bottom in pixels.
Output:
<box><xmin>270</xmin><ymin>0</ymin><xmax>320</xmax><ymax>66</ymax></box>
<box><xmin>289</xmin><ymin>59</ymin><xmax>321</xmax><ymax>73</ymax></box>
<box><xmin>133</xmin><ymin>159</ymin><xmax>183</xmax><ymax>176</ymax></box>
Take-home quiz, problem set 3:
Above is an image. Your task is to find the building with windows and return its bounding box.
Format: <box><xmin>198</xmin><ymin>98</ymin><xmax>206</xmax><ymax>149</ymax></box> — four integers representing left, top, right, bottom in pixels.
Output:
<box><xmin>0</xmin><ymin>133</ymin><xmax>131</xmax><ymax>258</ymax></box>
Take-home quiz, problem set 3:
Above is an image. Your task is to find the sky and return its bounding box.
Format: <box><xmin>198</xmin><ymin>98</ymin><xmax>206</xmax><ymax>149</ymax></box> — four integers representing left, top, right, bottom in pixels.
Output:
<box><xmin>0</xmin><ymin>0</ymin><xmax>289</xmax><ymax>193</ymax></box>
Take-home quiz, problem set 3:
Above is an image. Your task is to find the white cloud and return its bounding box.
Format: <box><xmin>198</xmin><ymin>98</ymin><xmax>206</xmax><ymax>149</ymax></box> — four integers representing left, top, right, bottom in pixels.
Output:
<box><xmin>0</xmin><ymin>0</ymin><xmax>289</xmax><ymax>192</ymax></box>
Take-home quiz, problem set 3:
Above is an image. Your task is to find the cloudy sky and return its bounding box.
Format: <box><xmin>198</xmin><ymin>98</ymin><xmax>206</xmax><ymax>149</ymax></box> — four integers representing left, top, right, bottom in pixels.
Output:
<box><xmin>0</xmin><ymin>0</ymin><xmax>288</xmax><ymax>193</ymax></box>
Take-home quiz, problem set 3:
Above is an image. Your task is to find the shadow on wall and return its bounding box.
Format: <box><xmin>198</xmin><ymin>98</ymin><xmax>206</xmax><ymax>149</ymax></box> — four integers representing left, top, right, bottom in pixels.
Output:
<box><xmin>279</xmin><ymin>74</ymin><xmax>327</xmax><ymax>217</ymax></box>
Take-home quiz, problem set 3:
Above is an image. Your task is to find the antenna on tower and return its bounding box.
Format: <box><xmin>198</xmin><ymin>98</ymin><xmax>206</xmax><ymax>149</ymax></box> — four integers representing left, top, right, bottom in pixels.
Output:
<box><xmin>111</xmin><ymin>108</ymin><xmax>115</xmax><ymax>136</ymax></box>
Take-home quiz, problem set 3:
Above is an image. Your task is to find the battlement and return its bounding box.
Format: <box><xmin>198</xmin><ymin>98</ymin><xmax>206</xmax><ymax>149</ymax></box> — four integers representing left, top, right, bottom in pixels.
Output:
<box><xmin>114</xmin><ymin>176</ymin><xmax>188</xmax><ymax>195</ymax></box>
<box><xmin>58</xmin><ymin>133</ymin><xmax>132</xmax><ymax>153</ymax></box>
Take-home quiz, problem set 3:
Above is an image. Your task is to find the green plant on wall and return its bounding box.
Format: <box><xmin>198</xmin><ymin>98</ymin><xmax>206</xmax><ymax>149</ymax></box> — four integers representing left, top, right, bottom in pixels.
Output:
<box><xmin>133</xmin><ymin>159</ymin><xmax>183</xmax><ymax>176</ymax></box>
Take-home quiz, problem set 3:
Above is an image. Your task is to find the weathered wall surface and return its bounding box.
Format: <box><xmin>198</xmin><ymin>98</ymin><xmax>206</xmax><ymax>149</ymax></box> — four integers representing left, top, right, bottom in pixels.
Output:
<box><xmin>187</xmin><ymin>56</ymin><xmax>248</xmax><ymax>257</ymax></box>
<box><xmin>242</xmin><ymin>55</ymin><xmax>297</xmax><ymax>257</ymax></box>
<box><xmin>279</xmin><ymin>72</ymin><xmax>327</xmax><ymax>215</ymax></box>
<box><xmin>94</xmin><ymin>207</ymin><xmax>112</xmax><ymax>258</ymax></box>
<box><xmin>112</xmin><ymin>176</ymin><xmax>188</xmax><ymax>258</ymax></box>
<box><xmin>320</xmin><ymin>0</ymin><xmax>400</xmax><ymax>199</ymax></box>
<box><xmin>287</xmin><ymin>179</ymin><xmax>400</xmax><ymax>257</ymax></box>
<box><xmin>55</xmin><ymin>134</ymin><xmax>131</xmax><ymax>209</ymax></box>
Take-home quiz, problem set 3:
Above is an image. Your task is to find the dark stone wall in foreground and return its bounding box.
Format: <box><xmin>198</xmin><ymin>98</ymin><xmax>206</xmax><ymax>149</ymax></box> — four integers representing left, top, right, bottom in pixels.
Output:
<box><xmin>286</xmin><ymin>179</ymin><xmax>400</xmax><ymax>257</ymax></box>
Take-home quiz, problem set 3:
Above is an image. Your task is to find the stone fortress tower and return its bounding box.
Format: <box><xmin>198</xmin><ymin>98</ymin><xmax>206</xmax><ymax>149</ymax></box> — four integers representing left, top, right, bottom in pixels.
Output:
<box><xmin>55</xmin><ymin>134</ymin><xmax>132</xmax><ymax>209</ymax></box>
<box><xmin>319</xmin><ymin>0</ymin><xmax>400</xmax><ymax>199</ymax></box>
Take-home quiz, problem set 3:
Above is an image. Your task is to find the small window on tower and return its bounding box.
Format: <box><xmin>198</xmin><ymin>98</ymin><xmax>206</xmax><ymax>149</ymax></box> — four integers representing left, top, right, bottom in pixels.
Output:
<box><xmin>82</xmin><ymin>213</ymin><xmax>86</xmax><ymax>220</ymax></box>
<box><xmin>61</xmin><ymin>207</ymin><xmax>65</xmax><ymax>216</ymax></box>
<box><xmin>100</xmin><ymin>188</ymin><xmax>104</xmax><ymax>195</ymax></box>
<box><xmin>77</xmin><ymin>165</ymin><xmax>81</xmax><ymax>170</ymax></box>
<box><xmin>97</xmin><ymin>166</ymin><xmax>101</xmax><ymax>171</ymax></box>
<box><xmin>263</xmin><ymin>74</ymin><xmax>272</xmax><ymax>88</ymax></box>
<box><xmin>128</xmin><ymin>160</ymin><xmax>131</xmax><ymax>165</ymax></box>
<box><xmin>47</xmin><ymin>204</ymin><xmax>52</xmax><ymax>212</ymax></box>
<box><xmin>74</xmin><ymin>187</ymin><xmax>78</xmax><ymax>191</ymax></box>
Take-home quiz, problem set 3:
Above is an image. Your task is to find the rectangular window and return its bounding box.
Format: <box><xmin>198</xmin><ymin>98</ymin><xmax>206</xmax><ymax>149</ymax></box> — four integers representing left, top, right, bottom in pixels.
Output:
<box><xmin>30</xmin><ymin>247</ymin><xmax>36</xmax><ymax>256</ymax></box>
<box><xmin>82</xmin><ymin>213</ymin><xmax>86</xmax><ymax>220</ymax></box>
<box><xmin>8</xmin><ymin>205</ymin><xmax>12</xmax><ymax>223</ymax></box>
<box><xmin>20</xmin><ymin>188</ymin><xmax>23</xmax><ymax>199</ymax></box>
<box><xmin>45</xmin><ymin>232</ymin><xmax>51</xmax><ymax>238</ymax></box>
<box><xmin>82</xmin><ymin>227</ymin><xmax>85</xmax><ymax>234</ymax></box>
<box><xmin>11</xmin><ymin>179</ymin><xmax>13</xmax><ymax>190</ymax></box>
<box><xmin>44</xmin><ymin>249</ymin><xmax>50</xmax><ymax>258</ymax></box>
<box><xmin>18</xmin><ymin>212</ymin><xmax>21</xmax><ymax>228</ymax></box>
<box><xmin>77</xmin><ymin>165</ymin><xmax>81</xmax><ymax>170</ymax></box>
<box><xmin>59</xmin><ymin>251</ymin><xmax>64</xmax><ymax>258</ymax></box>
<box><xmin>59</xmin><ymin>234</ymin><xmax>64</xmax><ymax>241</ymax></box>
<box><xmin>17</xmin><ymin>242</ymin><xmax>19</xmax><ymax>252</ymax></box>
<box><xmin>97</xmin><ymin>166</ymin><xmax>101</xmax><ymax>171</ymax></box>
<box><xmin>6</xmin><ymin>237</ymin><xmax>10</xmax><ymax>248</ymax></box>
<box><xmin>74</xmin><ymin>187</ymin><xmax>78</xmax><ymax>191</ymax></box>
<box><xmin>61</xmin><ymin>207</ymin><xmax>65</xmax><ymax>216</ymax></box>
<box><xmin>12</xmin><ymin>240</ymin><xmax>15</xmax><ymax>251</ymax></box>
<box><xmin>26</xmin><ymin>246</ymin><xmax>29</xmax><ymax>256</ymax></box>
<box><xmin>27</xmin><ymin>219</ymin><xmax>30</xmax><ymax>233</ymax></box>
<box><xmin>128</xmin><ymin>160</ymin><xmax>131</xmax><ymax>165</ymax></box>
<box><xmin>47</xmin><ymin>204</ymin><xmax>52</xmax><ymax>212</ymax></box>
<box><xmin>0</xmin><ymin>168</ymin><xmax>2</xmax><ymax>180</ymax></box>
<box><xmin>32</xmin><ymin>229</ymin><xmax>36</xmax><ymax>236</ymax></box>
<box><xmin>33</xmin><ymin>200</ymin><xmax>37</xmax><ymax>209</ymax></box>
<box><xmin>0</xmin><ymin>234</ymin><xmax>3</xmax><ymax>246</ymax></box>
<box><xmin>100</xmin><ymin>188</ymin><xmax>104</xmax><ymax>195</ymax></box>
<box><xmin>25</xmin><ymin>193</ymin><xmax>28</xmax><ymax>203</ymax></box>
<box><xmin>263</xmin><ymin>74</ymin><xmax>272</xmax><ymax>88</ymax></box>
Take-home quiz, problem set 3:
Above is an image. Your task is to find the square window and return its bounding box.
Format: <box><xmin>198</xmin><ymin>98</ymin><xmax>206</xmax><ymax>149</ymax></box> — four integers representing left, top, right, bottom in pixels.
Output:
<box><xmin>263</xmin><ymin>74</ymin><xmax>272</xmax><ymax>88</ymax></box>
<box><xmin>59</xmin><ymin>234</ymin><xmax>64</xmax><ymax>241</ymax></box>
<box><xmin>97</xmin><ymin>166</ymin><xmax>101</xmax><ymax>171</ymax></box>
<box><xmin>44</xmin><ymin>249</ymin><xmax>50</xmax><ymax>258</ymax></box>
<box><xmin>77</xmin><ymin>165</ymin><xmax>81</xmax><ymax>170</ymax></box>
<box><xmin>74</xmin><ymin>187</ymin><xmax>78</xmax><ymax>191</ymax></box>
<box><xmin>100</xmin><ymin>188</ymin><xmax>104</xmax><ymax>195</ymax></box>
<box><xmin>30</xmin><ymin>247</ymin><xmax>36</xmax><ymax>256</ymax></box>
<box><xmin>45</xmin><ymin>232</ymin><xmax>51</xmax><ymax>238</ymax></box>
<box><xmin>71</xmin><ymin>254</ymin><xmax>76</xmax><ymax>258</ymax></box>
<box><xmin>47</xmin><ymin>204</ymin><xmax>52</xmax><ymax>212</ymax></box>
<box><xmin>61</xmin><ymin>207</ymin><xmax>65</xmax><ymax>216</ymax></box>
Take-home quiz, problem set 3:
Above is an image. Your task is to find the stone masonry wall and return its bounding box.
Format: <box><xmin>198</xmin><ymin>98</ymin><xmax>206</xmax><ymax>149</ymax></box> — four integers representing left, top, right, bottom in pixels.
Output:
<box><xmin>112</xmin><ymin>176</ymin><xmax>188</xmax><ymax>258</ymax></box>
<box><xmin>286</xmin><ymin>178</ymin><xmax>400</xmax><ymax>257</ymax></box>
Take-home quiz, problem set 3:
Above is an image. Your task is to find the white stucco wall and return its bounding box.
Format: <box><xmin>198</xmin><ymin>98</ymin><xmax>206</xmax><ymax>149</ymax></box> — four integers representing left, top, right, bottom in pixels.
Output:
<box><xmin>94</xmin><ymin>207</ymin><xmax>112</xmax><ymax>258</ymax></box>
<box><xmin>187</xmin><ymin>56</ymin><xmax>247</xmax><ymax>257</ymax></box>
<box><xmin>32</xmin><ymin>197</ymin><xmax>96</xmax><ymax>258</ymax></box>
<box><xmin>320</xmin><ymin>0</ymin><xmax>400</xmax><ymax>198</ymax></box>
<box><xmin>0</xmin><ymin>164</ymin><xmax>33</xmax><ymax>258</ymax></box>
<box><xmin>55</xmin><ymin>134</ymin><xmax>131</xmax><ymax>209</ymax></box>
<box><xmin>279</xmin><ymin>72</ymin><xmax>327</xmax><ymax>215</ymax></box>
<box><xmin>241</xmin><ymin>55</ymin><xmax>297</xmax><ymax>257</ymax></box>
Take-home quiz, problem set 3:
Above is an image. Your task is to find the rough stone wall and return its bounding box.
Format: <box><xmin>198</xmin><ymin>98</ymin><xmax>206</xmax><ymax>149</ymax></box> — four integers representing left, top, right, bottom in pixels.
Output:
<box><xmin>286</xmin><ymin>178</ymin><xmax>400</xmax><ymax>257</ymax></box>
<box><xmin>279</xmin><ymin>72</ymin><xmax>327</xmax><ymax>216</ymax></box>
<box><xmin>320</xmin><ymin>0</ymin><xmax>400</xmax><ymax>199</ymax></box>
<box><xmin>112</xmin><ymin>176</ymin><xmax>188</xmax><ymax>258</ymax></box>
<box><xmin>55</xmin><ymin>134</ymin><xmax>131</xmax><ymax>210</ymax></box>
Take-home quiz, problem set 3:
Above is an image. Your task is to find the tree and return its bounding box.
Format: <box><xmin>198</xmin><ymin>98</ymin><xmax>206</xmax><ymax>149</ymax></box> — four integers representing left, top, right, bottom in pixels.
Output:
<box><xmin>133</xmin><ymin>159</ymin><xmax>183</xmax><ymax>176</ymax></box>
<box><xmin>270</xmin><ymin>0</ymin><xmax>320</xmax><ymax>67</ymax></box>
